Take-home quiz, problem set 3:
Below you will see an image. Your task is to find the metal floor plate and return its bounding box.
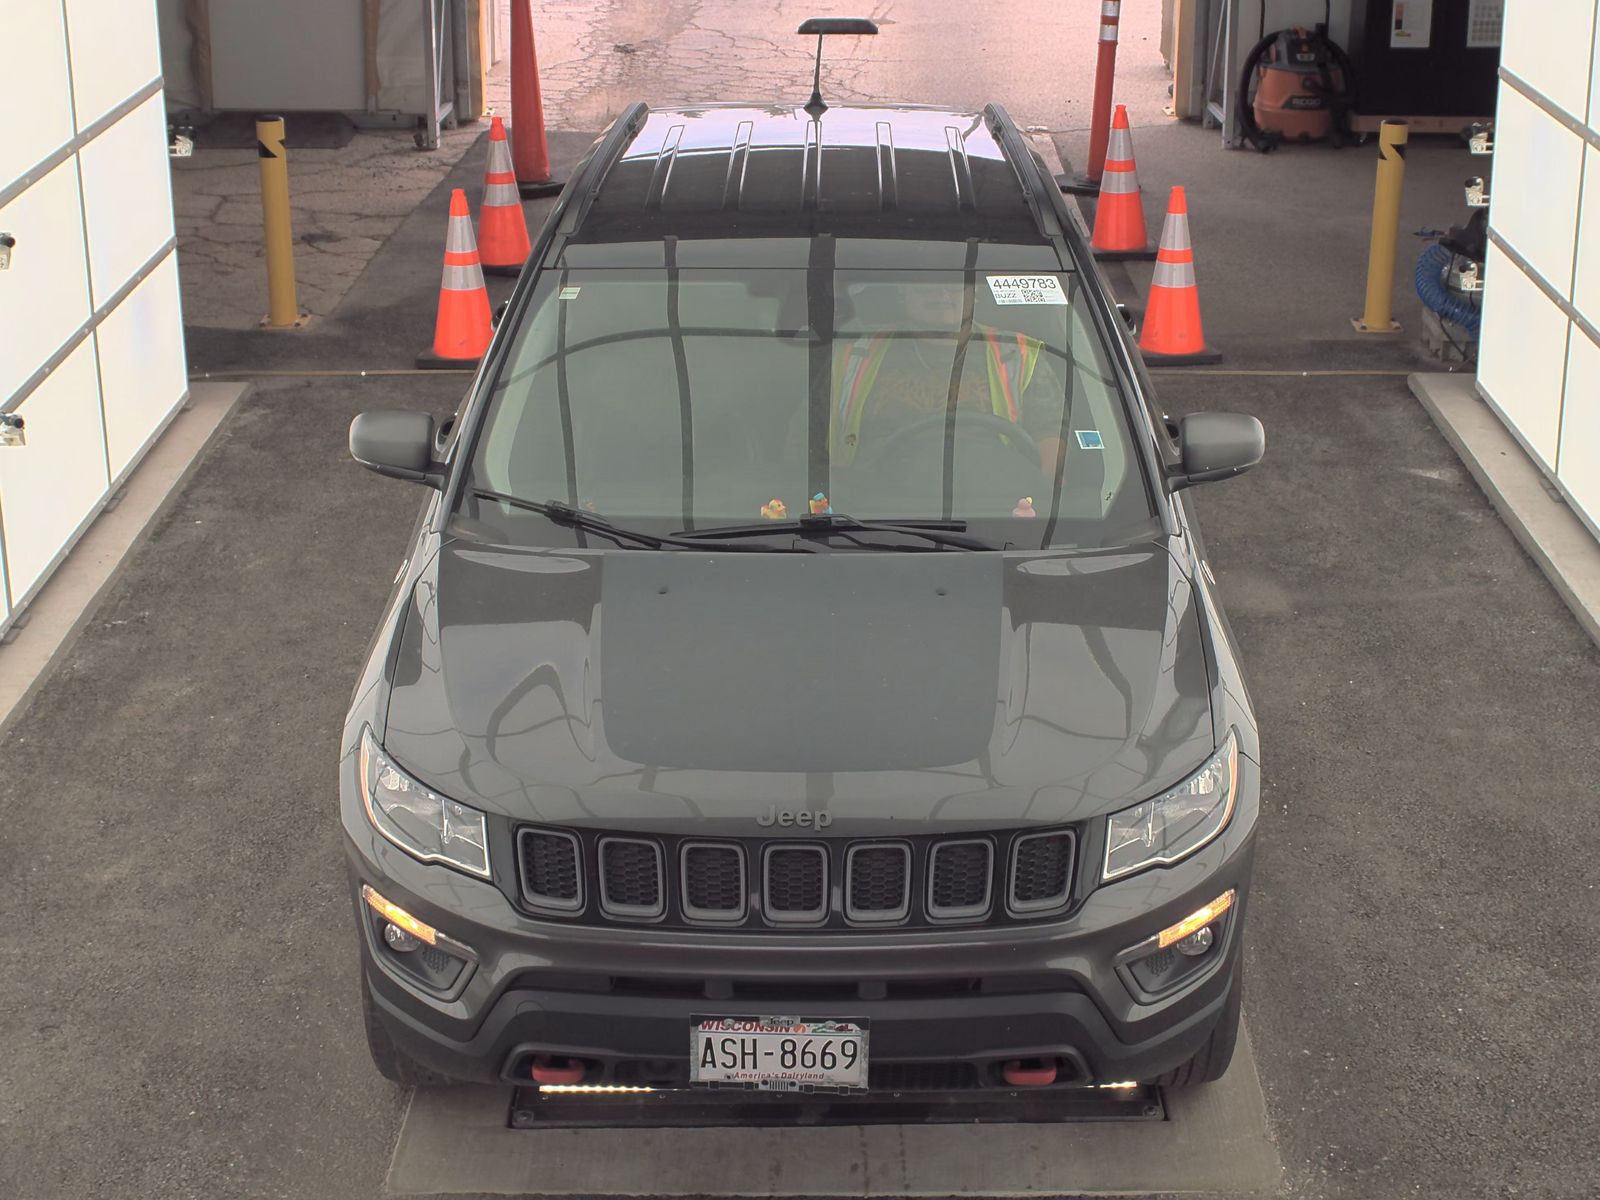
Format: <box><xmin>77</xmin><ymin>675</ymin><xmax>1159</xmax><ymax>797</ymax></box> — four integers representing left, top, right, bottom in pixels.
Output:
<box><xmin>507</xmin><ymin>1083</ymin><xmax>1165</xmax><ymax>1129</ymax></box>
<box><xmin>386</xmin><ymin>1026</ymin><xmax>1281</xmax><ymax>1196</ymax></box>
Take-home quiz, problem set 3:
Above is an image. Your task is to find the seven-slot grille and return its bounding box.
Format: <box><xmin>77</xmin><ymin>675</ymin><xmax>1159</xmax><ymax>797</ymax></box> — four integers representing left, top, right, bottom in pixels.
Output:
<box><xmin>928</xmin><ymin>840</ymin><xmax>993</xmax><ymax>920</ymax></box>
<box><xmin>514</xmin><ymin>828</ymin><xmax>1077</xmax><ymax>930</ymax></box>
<box><xmin>846</xmin><ymin>844</ymin><xmax>911</xmax><ymax>922</ymax></box>
<box><xmin>763</xmin><ymin>845</ymin><xmax>828</xmax><ymax>923</ymax></box>
<box><xmin>518</xmin><ymin>829</ymin><xmax>583</xmax><ymax>911</ymax></box>
<box><xmin>680</xmin><ymin>842</ymin><xmax>746</xmax><ymax>921</ymax></box>
<box><xmin>1009</xmin><ymin>831</ymin><xmax>1075</xmax><ymax>913</ymax></box>
<box><xmin>598</xmin><ymin>837</ymin><xmax>665</xmax><ymax>919</ymax></box>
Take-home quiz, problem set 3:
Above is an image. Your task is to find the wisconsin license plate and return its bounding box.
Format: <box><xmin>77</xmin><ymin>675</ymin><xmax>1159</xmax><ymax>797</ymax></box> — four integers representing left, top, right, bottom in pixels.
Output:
<box><xmin>691</xmin><ymin>1016</ymin><xmax>869</xmax><ymax>1091</ymax></box>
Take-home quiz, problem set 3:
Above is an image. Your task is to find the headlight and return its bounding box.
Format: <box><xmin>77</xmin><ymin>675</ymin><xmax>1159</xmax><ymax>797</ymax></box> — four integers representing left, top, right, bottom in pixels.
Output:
<box><xmin>358</xmin><ymin>727</ymin><xmax>490</xmax><ymax>878</ymax></box>
<box><xmin>1103</xmin><ymin>731</ymin><xmax>1238</xmax><ymax>881</ymax></box>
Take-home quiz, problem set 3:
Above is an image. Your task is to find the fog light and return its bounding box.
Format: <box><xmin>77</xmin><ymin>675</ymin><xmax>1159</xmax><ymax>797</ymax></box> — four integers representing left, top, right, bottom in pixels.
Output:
<box><xmin>1175</xmin><ymin>925</ymin><xmax>1214</xmax><ymax>957</ymax></box>
<box><xmin>1122</xmin><ymin>889</ymin><xmax>1236</xmax><ymax>996</ymax></box>
<box><xmin>1156</xmin><ymin>889</ymin><xmax>1235</xmax><ymax>949</ymax></box>
<box><xmin>384</xmin><ymin>922</ymin><xmax>422</xmax><ymax>953</ymax></box>
<box><xmin>361</xmin><ymin>884</ymin><xmax>437</xmax><ymax>945</ymax></box>
<box><xmin>361</xmin><ymin>884</ymin><xmax>474</xmax><ymax>991</ymax></box>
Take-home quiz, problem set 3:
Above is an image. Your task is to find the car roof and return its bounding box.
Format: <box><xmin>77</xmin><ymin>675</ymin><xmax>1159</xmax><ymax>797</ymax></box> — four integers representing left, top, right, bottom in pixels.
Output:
<box><xmin>567</xmin><ymin>103</ymin><xmax>1058</xmax><ymax>250</ymax></box>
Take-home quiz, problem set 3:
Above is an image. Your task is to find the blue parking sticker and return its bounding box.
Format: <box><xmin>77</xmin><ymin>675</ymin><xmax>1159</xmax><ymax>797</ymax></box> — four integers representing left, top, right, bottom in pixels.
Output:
<box><xmin>1075</xmin><ymin>430</ymin><xmax>1105</xmax><ymax>450</ymax></box>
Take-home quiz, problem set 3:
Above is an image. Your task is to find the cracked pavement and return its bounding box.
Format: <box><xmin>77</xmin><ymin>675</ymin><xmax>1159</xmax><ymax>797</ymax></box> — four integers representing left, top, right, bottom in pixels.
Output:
<box><xmin>173</xmin><ymin>0</ymin><xmax>1169</xmax><ymax>331</ymax></box>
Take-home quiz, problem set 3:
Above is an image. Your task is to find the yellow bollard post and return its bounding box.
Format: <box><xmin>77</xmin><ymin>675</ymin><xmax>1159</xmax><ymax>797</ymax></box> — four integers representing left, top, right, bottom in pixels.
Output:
<box><xmin>255</xmin><ymin>115</ymin><xmax>306</xmax><ymax>329</ymax></box>
<box><xmin>1352</xmin><ymin>120</ymin><xmax>1409</xmax><ymax>333</ymax></box>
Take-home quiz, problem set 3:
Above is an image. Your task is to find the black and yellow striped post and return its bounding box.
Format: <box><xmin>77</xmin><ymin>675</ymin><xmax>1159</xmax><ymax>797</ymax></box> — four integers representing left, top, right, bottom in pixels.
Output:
<box><xmin>255</xmin><ymin>115</ymin><xmax>305</xmax><ymax>329</ymax></box>
<box><xmin>1352</xmin><ymin>120</ymin><xmax>1409</xmax><ymax>333</ymax></box>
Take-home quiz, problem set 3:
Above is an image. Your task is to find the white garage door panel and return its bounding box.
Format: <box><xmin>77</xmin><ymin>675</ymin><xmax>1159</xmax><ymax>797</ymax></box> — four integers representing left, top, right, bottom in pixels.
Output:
<box><xmin>1478</xmin><ymin>243</ymin><xmax>1568</xmax><ymax>472</ymax></box>
<box><xmin>97</xmin><ymin>252</ymin><xmax>186</xmax><ymax>479</ymax></box>
<box><xmin>1502</xmin><ymin>0</ymin><xmax>1597</xmax><ymax>121</ymax></box>
<box><xmin>1489</xmin><ymin>87</ymin><xmax>1585</xmax><ymax>294</ymax></box>
<box><xmin>0</xmin><ymin>341</ymin><xmax>109</xmax><ymax>603</ymax></box>
<box><xmin>78</xmin><ymin>94</ymin><xmax>174</xmax><ymax>306</ymax></box>
<box><xmin>64</xmin><ymin>0</ymin><xmax>162</xmax><ymax>129</ymax></box>
<box><xmin>0</xmin><ymin>161</ymin><xmax>92</xmax><ymax>406</ymax></box>
<box><xmin>1591</xmin><ymin>6</ymin><xmax>1600</xmax><ymax>135</ymax></box>
<box><xmin>1557</xmin><ymin>328</ymin><xmax>1600</xmax><ymax>526</ymax></box>
<box><xmin>0</xmin><ymin>0</ymin><xmax>75</xmax><ymax>186</ymax></box>
<box><xmin>1574</xmin><ymin>147</ymin><xmax>1600</xmax><ymax>329</ymax></box>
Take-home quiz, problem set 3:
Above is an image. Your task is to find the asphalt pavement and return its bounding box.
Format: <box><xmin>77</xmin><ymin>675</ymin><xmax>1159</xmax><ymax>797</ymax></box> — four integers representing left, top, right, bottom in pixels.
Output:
<box><xmin>1168</xmin><ymin>369</ymin><xmax>1600</xmax><ymax>1198</ymax></box>
<box><xmin>5</xmin><ymin>66</ymin><xmax>1600</xmax><ymax>1200</ymax></box>
<box><xmin>0</xmin><ymin>140</ymin><xmax>524</xmax><ymax>1200</ymax></box>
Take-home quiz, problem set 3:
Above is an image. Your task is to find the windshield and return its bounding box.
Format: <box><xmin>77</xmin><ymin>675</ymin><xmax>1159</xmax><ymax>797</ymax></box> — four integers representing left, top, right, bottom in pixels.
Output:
<box><xmin>463</xmin><ymin>265</ymin><xmax>1157</xmax><ymax>548</ymax></box>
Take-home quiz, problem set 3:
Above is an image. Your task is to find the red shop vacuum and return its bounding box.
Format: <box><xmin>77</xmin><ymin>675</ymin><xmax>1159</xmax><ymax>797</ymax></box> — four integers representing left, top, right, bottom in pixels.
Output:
<box><xmin>1238</xmin><ymin>3</ymin><xmax>1356</xmax><ymax>152</ymax></box>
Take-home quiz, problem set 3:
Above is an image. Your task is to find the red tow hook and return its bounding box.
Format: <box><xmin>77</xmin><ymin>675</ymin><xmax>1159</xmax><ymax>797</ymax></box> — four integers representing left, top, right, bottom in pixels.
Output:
<box><xmin>1002</xmin><ymin>1058</ymin><xmax>1058</xmax><ymax>1087</ymax></box>
<box><xmin>529</xmin><ymin>1055</ymin><xmax>588</xmax><ymax>1085</ymax></box>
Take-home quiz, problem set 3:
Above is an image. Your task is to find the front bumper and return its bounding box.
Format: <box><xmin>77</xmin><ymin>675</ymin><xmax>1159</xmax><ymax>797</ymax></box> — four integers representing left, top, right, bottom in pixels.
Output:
<box><xmin>343</xmin><ymin>758</ymin><xmax>1258</xmax><ymax>1088</ymax></box>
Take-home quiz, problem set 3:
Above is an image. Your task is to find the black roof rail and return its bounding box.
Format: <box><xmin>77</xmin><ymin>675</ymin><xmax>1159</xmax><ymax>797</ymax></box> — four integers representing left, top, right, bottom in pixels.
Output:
<box><xmin>644</xmin><ymin>123</ymin><xmax>685</xmax><ymax>209</ymax></box>
<box><xmin>558</xmin><ymin>101</ymin><xmax>652</xmax><ymax>233</ymax></box>
<box><xmin>982</xmin><ymin>103</ymin><xmax>1060</xmax><ymax>241</ymax></box>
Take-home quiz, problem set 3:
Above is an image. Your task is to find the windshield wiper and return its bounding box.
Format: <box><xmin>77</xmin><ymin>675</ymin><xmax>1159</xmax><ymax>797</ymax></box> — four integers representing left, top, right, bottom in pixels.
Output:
<box><xmin>469</xmin><ymin>490</ymin><xmax>810</xmax><ymax>552</ymax></box>
<box><xmin>675</xmin><ymin>513</ymin><xmax>995</xmax><ymax>551</ymax></box>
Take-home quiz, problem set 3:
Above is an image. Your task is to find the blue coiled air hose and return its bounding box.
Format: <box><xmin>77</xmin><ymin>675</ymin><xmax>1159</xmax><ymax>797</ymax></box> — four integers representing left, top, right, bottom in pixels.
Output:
<box><xmin>1414</xmin><ymin>242</ymin><xmax>1481</xmax><ymax>337</ymax></box>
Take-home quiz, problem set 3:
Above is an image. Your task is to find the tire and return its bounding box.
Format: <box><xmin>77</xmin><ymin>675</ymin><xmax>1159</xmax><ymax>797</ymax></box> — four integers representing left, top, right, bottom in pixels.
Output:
<box><xmin>361</xmin><ymin>973</ymin><xmax>458</xmax><ymax>1089</ymax></box>
<box><xmin>1150</xmin><ymin>964</ymin><xmax>1243</xmax><ymax>1090</ymax></box>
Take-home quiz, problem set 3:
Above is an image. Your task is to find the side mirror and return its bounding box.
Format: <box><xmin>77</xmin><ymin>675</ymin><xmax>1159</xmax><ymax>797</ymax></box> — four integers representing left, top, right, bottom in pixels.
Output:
<box><xmin>1170</xmin><ymin>412</ymin><xmax>1264</xmax><ymax>491</ymax></box>
<box><xmin>350</xmin><ymin>409</ymin><xmax>440</xmax><ymax>485</ymax></box>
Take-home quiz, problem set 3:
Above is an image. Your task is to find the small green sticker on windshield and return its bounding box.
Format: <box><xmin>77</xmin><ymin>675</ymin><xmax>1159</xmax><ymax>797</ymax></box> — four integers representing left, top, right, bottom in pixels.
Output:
<box><xmin>558</xmin><ymin>286</ymin><xmax>581</xmax><ymax>300</ymax></box>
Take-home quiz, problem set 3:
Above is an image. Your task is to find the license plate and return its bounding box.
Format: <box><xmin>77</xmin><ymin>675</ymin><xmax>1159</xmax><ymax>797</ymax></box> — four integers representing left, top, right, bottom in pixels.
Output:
<box><xmin>691</xmin><ymin>1016</ymin><xmax>869</xmax><ymax>1091</ymax></box>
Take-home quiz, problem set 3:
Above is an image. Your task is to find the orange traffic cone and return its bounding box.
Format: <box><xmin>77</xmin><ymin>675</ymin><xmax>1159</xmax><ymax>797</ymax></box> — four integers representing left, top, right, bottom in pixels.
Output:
<box><xmin>417</xmin><ymin>188</ymin><xmax>494</xmax><ymax>369</ymax></box>
<box><xmin>1091</xmin><ymin>105</ymin><xmax>1154</xmax><ymax>261</ymax></box>
<box><xmin>479</xmin><ymin>117</ymin><xmax>532</xmax><ymax>277</ymax></box>
<box><xmin>510</xmin><ymin>0</ymin><xmax>562</xmax><ymax>198</ymax></box>
<box><xmin>1139</xmin><ymin>186</ymin><xmax>1221</xmax><ymax>365</ymax></box>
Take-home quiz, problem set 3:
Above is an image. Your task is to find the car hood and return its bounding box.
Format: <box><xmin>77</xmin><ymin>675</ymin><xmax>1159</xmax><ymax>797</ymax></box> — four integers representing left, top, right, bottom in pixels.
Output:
<box><xmin>381</xmin><ymin>541</ymin><xmax>1215</xmax><ymax>835</ymax></box>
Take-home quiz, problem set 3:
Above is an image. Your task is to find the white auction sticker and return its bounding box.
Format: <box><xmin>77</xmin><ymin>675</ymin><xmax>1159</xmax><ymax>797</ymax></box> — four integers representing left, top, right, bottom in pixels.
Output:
<box><xmin>986</xmin><ymin>274</ymin><xmax>1068</xmax><ymax>305</ymax></box>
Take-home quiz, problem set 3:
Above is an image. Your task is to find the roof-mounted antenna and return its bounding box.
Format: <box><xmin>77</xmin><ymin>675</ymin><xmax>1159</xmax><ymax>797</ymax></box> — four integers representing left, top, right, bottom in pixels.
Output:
<box><xmin>797</xmin><ymin>17</ymin><xmax>878</xmax><ymax>116</ymax></box>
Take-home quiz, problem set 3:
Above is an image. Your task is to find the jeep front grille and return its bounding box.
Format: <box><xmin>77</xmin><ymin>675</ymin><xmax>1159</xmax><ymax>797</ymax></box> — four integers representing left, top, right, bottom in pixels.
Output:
<box><xmin>513</xmin><ymin>826</ymin><xmax>1076</xmax><ymax>931</ymax></box>
<box><xmin>598</xmin><ymin>837</ymin><xmax>664</xmax><ymax>919</ymax></box>
<box><xmin>763</xmin><ymin>844</ymin><xmax>828</xmax><ymax>923</ymax></box>
<box><xmin>1010</xmin><ymin>831</ymin><xmax>1074</xmax><ymax>913</ymax></box>
<box><xmin>846</xmin><ymin>843</ymin><xmax>911</xmax><ymax>922</ymax></box>
<box><xmin>518</xmin><ymin>829</ymin><xmax>583</xmax><ymax>912</ymax></box>
<box><xmin>680</xmin><ymin>842</ymin><xmax>746</xmax><ymax>922</ymax></box>
<box><xmin>928</xmin><ymin>839</ymin><xmax>993</xmax><ymax>920</ymax></box>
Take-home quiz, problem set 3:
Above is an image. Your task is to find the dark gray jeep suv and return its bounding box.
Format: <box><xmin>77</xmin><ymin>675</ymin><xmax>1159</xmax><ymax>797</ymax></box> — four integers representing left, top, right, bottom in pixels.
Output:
<box><xmin>342</xmin><ymin>93</ymin><xmax>1264</xmax><ymax>1094</ymax></box>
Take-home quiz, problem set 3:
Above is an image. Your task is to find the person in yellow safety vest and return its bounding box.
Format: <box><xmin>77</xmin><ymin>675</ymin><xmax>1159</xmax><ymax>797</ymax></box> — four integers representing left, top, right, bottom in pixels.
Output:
<box><xmin>829</xmin><ymin>282</ymin><xmax>1067</xmax><ymax>476</ymax></box>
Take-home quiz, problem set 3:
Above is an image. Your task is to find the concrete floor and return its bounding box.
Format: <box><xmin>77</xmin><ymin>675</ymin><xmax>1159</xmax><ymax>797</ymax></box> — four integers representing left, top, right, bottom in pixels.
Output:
<box><xmin>528</xmin><ymin>0</ymin><xmax>1173</xmax><ymax>134</ymax></box>
<box><xmin>173</xmin><ymin>0</ymin><xmax>1168</xmax><ymax>333</ymax></box>
<box><xmin>6</xmin><ymin>5</ymin><xmax>1600</xmax><ymax>1199</ymax></box>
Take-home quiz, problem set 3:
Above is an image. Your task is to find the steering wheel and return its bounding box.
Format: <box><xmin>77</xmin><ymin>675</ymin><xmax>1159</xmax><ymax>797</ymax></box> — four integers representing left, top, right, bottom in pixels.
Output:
<box><xmin>874</xmin><ymin>410</ymin><xmax>1042</xmax><ymax>468</ymax></box>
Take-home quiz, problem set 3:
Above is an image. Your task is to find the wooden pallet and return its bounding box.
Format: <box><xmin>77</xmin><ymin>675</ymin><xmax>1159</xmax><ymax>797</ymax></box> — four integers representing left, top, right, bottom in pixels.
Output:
<box><xmin>1349</xmin><ymin>113</ymin><xmax>1491</xmax><ymax>136</ymax></box>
